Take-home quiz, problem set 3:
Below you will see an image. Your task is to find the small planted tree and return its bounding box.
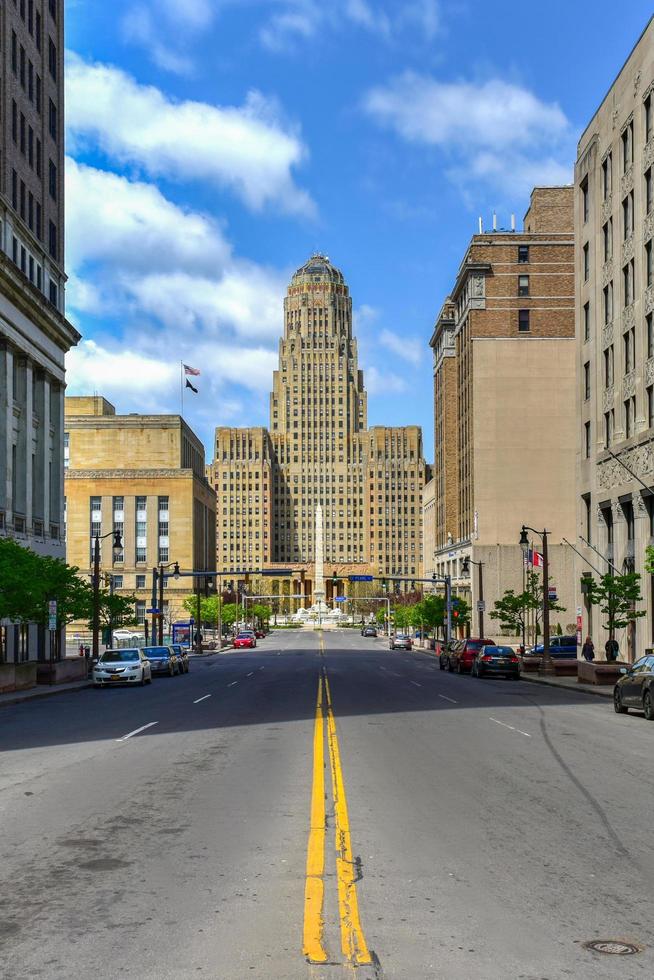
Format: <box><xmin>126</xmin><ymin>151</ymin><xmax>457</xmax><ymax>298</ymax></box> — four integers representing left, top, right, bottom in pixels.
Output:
<box><xmin>583</xmin><ymin>571</ymin><xmax>645</xmax><ymax>643</ymax></box>
<box><xmin>490</xmin><ymin>572</ymin><xmax>565</xmax><ymax>639</ymax></box>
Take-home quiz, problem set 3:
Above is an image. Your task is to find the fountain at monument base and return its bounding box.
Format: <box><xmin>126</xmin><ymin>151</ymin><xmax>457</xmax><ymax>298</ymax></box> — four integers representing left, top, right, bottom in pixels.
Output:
<box><xmin>292</xmin><ymin>503</ymin><xmax>347</xmax><ymax>627</ymax></box>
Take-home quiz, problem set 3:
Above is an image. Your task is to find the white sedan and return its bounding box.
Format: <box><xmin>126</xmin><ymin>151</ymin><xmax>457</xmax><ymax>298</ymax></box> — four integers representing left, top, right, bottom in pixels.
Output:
<box><xmin>93</xmin><ymin>648</ymin><xmax>152</xmax><ymax>688</ymax></box>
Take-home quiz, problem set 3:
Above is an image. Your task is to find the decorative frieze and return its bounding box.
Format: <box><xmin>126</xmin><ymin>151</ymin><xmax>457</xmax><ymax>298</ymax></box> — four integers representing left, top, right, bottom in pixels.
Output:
<box><xmin>634</xmin><ymin>494</ymin><xmax>649</xmax><ymax>518</ymax></box>
<box><xmin>620</xmin><ymin>165</ymin><xmax>634</xmax><ymax>197</ymax></box>
<box><xmin>645</xmin><ymin>211</ymin><xmax>654</xmax><ymax>243</ymax></box>
<box><xmin>622</xmin><ymin>304</ymin><xmax>635</xmax><ymax>332</ymax></box>
<box><xmin>621</xmin><ymin>235</ymin><xmax>634</xmax><ymax>264</ymax></box>
<box><xmin>601</xmin><ymin>198</ymin><xmax>613</xmax><ymax>224</ymax></box>
<box><xmin>612</xmin><ymin>500</ymin><xmax>626</xmax><ymax>523</ymax></box>
<box><xmin>602</xmin><ymin>386</ymin><xmax>615</xmax><ymax>412</ymax></box>
<box><xmin>646</xmin><ymin>357</ymin><xmax>654</xmax><ymax>386</ymax></box>
<box><xmin>597</xmin><ymin>439</ymin><xmax>654</xmax><ymax>490</ymax></box>
<box><xmin>601</xmin><ymin>260</ymin><xmax>614</xmax><ymax>286</ymax></box>
<box><xmin>623</xmin><ymin>370</ymin><xmax>636</xmax><ymax>399</ymax></box>
<box><xmin>645</xmin><ymin>137</ymin><xmax>654</xmax><ymax>170</ymax></box>
<box><xmin>602</xmin><ymin>321</ymin><xmax>614</xmax><ymax>348</ymax></box>
<box><xmin>646</xmin><ymin>285</ymin><xmax>654</xmax><ymax>315</ymax></box>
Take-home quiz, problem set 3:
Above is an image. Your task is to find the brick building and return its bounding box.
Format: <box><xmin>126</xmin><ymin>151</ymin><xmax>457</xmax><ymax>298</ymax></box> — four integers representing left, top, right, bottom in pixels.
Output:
<box><xmin>427</xmin><ymin>188</ymin><xmax>578</xmax><ymax>640</ymax></box>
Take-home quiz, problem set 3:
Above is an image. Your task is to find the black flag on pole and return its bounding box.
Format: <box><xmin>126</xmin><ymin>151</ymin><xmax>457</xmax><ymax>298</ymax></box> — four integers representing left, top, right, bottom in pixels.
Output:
<box><xmin>185</xmin><ymin>378</ymin><xmax>198</xmax><ymax>394</ymax></box>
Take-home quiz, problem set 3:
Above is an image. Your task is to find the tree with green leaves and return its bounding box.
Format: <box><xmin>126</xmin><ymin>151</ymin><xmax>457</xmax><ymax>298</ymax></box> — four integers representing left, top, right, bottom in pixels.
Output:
<box><xmin>392</xmin><ymin>605</ymin><xmax>415</xmax><ymax>632</ymax></box>
<box><xmin>583</xmin><ymin>571</ymin><xmax>645</xmax><ymax>643</ymax></box>
<box><xmin>490</xmin><ymin>571</ymin><xmax>565</xmax><ymax>637</ymax></box>
<box><xmin>645</xmin><ymin>546</ymin><xmax>654</xmax><ymax>576</ymax></box>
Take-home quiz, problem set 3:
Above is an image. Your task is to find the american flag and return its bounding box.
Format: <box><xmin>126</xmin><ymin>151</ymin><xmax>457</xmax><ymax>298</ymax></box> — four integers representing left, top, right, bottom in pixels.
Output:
<box><xmin>183</xmin><ymin>364</ymin><xmax>200</xmax><ymax>376</ymax></box>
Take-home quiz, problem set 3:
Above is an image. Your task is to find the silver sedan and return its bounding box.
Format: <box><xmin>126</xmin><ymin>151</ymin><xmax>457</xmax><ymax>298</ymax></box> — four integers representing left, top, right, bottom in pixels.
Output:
<box><xmin>93</xmin><ymin>648</ymin><xmax>152</xmax><ymax>688</ymax></box>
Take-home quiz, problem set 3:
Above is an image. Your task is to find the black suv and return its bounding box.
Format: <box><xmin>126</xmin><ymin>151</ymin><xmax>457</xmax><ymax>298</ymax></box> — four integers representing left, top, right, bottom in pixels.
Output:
<box><xmin>614</xmin><ymin>654</ymin><xmax>654</xmax><ymax>719</ymax></box>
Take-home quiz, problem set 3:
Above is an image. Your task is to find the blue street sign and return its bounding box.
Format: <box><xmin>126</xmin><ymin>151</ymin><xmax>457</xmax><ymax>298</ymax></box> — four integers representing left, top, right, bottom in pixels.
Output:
<box><xmin>146</xmin><ymin>608</ymin><xmax>160</xmax><ymax>615</ymax></box>
<box><xmin>349</xmin><ymin>575</ymin><xmax>374</xmax><ymax>582</ymax></box>
<box><xmin>334</xmin><ymin>596</ymin><xmax>347</xmax><ymax>602</ymax></box>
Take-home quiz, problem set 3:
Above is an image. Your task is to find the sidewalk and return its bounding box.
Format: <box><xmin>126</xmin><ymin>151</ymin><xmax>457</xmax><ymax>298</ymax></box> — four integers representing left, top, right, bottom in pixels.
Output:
<box><xmin>409</xmin><ymin>645</ymin><xmax>615</xmax><ymax>700</ymax></box>
<box><xmin>520</xmin><ymin>671</ymin><xmax>613</xmax><ymax>700</ymax></box>
<box><xmin>0</xmin><ymin>677</ymin><xmax>92</xmax><ymax>709</ymax></box>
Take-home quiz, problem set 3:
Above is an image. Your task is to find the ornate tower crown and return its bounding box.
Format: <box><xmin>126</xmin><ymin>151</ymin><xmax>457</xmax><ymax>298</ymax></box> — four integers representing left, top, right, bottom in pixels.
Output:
<box><xmin>290</xmin><ymin>253</ymin><xmax>345</xmax><ymax>286</ymax></box>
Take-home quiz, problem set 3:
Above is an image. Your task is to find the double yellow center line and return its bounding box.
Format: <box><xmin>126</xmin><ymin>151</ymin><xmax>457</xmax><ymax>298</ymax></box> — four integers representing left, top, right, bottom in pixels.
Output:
<box><xmin>303</xmin><ymin>662</ymin><xmax>371</xmax><ymax>966</ymax></box>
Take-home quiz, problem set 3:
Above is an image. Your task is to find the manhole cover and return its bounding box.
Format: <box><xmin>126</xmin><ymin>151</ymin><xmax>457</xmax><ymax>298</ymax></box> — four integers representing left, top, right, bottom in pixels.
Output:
<box><xmin>583</xmin><ymin>940</ymin><xmax>642</xmax><ymax>955</ymax></box>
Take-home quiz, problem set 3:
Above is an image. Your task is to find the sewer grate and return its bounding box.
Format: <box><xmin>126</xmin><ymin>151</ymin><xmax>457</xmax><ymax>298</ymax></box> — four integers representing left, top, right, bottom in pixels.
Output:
<box><xmin>583</xmin><ymin>940</ymin><xmax>642</xmax><ymax>955</ymax></box>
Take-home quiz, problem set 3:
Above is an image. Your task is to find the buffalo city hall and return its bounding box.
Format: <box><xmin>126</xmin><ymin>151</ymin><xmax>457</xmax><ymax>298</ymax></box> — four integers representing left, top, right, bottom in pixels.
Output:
<box><xmin>209</xmin><ymin>255</ymin><xmax>427</xmax><ymax>603</ymax></box>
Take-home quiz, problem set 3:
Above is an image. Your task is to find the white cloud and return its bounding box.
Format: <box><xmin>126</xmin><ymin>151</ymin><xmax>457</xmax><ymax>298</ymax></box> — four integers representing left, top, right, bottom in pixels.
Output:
<box><xmin>260</xmin><ymin>0</ymin><xmax>439</xmax><ymax>50</ymax></box>
<box><xmin>66</xmin><ymin>340</ymin><xmax>277</xmax><ymax>424</ymax></box>
<box><xmin>122</xmin><ymin>0</ymin><xmax>217</xmax><ymax>74</ymax></box>
<box><xmin>66</xmin><ymin>53</ymin><xmax>314</xmax><ymax>216</ymax></box>
<box><xmin>364</xmin><ymin>73</ymin><xmax>574</xmax><ymax>195</ymax></box>
<box><xmin>364</xmin><ymin>366</ymin><xmax>408</xmax><ymax>395</ymax></box>
<box><xmin>66</xmin><ymin>160</ymin><xmax>287</xmax><ymax>341</ymax></box>
<box><xmin>379</xmin><ymin>328</ymin><xmax>421</xmax><ymax>365</ymax></box>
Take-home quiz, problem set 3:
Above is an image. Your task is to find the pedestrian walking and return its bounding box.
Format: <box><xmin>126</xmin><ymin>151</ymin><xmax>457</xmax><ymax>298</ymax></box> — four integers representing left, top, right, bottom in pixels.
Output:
<box><xmin>605</xmin><ymin>637</ymin><xmax>619</xmax><ymax>662</ymax></box>
<box><xmin>582</xmin><ymin>636</ymin><xmax>595</xmax><ymax>661</ymax></box>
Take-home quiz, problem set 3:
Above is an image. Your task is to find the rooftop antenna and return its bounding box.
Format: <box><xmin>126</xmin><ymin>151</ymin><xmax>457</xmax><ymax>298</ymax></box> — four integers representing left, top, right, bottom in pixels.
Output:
<box><xmin>492</xmin><ymin>211</ymin><xmax>497</xmax><ymax>232</ymax></box>
<box><xmin>478</xmin><ymin>216</ymin><xmax>483</xmax><ymax>234</ymax></box>
<box><xmin>511</xmin><ymin>213</ymin><xmax>516</xmax><ymax>231</ymax></box>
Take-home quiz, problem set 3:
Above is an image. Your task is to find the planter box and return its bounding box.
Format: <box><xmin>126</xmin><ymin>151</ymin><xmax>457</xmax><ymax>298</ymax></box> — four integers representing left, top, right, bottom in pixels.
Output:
<box><xmin>521</xmin><ymin>657</ymin><xmax>579</xmax><ymax>676</ymax></box>
<box><xmin>577</xmin><ymin>660</ymin><xmax>627</xmax><ymax>686</ymax></box>
<box><xmin>36</xmin><ymin>659</ymin><xmax>88</xmax><ymax>685</ymax></box>
<box><xmin>0</xmin><ymin>662</ymin><xmax>38</xmax><ymax>693</ymax></box>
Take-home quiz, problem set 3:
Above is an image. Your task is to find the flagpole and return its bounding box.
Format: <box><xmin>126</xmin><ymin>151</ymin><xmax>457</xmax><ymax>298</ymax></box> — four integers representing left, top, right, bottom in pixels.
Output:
<box><xmin>180</xmin><ymin>361</ymin><xmax>184</xmax><ymax>418</ymax></box>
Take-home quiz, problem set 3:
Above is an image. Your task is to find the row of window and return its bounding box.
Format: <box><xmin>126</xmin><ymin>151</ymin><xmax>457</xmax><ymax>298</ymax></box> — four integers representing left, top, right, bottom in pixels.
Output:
<box><xmin>583</xmin><ymin>387</ymin><xmax>654</xmax><ymax>456</ymax></box>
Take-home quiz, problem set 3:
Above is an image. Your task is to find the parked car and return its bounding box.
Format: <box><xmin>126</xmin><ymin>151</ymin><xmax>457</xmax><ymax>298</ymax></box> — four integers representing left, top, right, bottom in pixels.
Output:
<box><xmin>438</xmin><ymin>639</ymin><xmax>458</xmax><ymax>671</ymax></box>
<box><xmin>142</xmin><ymin>645</ymin><xmax>180</xmax><ymax>677</ymax></box>
<box><xmin>254</xmin><ymin>629</ymin><xmax>266</xmax><ymax>639</ymax></box>
<box><xmin>361</xmin><ymin>626</ymin><xmax>378</xmax><ymax>638</ymax></box>
<box><xmin>390</xmin><ymin>634</ymin><xmax>412</xmax><ymax>651</ymax></box>
<box><xmin>233</xmin><ymin>631</ymin><xmax>257</xmax><ymax>649</ymax></box>
<box><xmin>93</xmin><ymin>648</ymin><xmax>152</xmax><ymax>688</ymax></box>
<box><xmin>530</xmin><ymin>636</ymin><xmax>578</xmax><ymax>658</ymax></box>
<box><xmin>471</xmin><ymin>645</ymin><xmax>520</xmax><ymax>679</ymax></box>
<box><xmin>170</xmin><ymin>644</ymin><xmax>189</xmax><ymax>674</ymax></box>
<box><xmin>613</xmin><ymin>655</ymin><xmax>654</xmax><ymax>719</ymax></box>
<box><xmin>448</xmin><ymin>639</ymin><xmax>497</xmax><ymax>674</ymax></box>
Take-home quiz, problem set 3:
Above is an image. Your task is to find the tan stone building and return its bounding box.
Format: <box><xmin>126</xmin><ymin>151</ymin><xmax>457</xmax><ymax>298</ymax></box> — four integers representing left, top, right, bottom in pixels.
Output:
<box><xmin>421</xmin><ymin>477</ymin><xmax>436</xmax><ymax>580</ymax></box>
<box><xmin>65</xmin><ymin>397</ymin><xmax>216</xmax><ymax>637</ymax></box>
<box><xmin>428</xmin><ymin>188</ymin><xmax>578</xmax><ymax>639</ymax></box>
<box><xmin>209</xmin><ymin>255</ymin><xmax>426</xmax><ymax>602</ymax></box>
<box><xmin>576</xmin><ymin>17</ymin><xmax>654</xmax><ymax>660</ymax></box>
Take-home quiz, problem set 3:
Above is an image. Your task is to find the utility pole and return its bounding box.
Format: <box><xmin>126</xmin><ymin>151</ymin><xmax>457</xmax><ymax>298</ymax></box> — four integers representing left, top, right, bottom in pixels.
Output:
<box><xmin>151</xmin><ymin>566</ymin><xmax>159</xmax><ymax>648</ymax></box>
<box><xmin>158</xmin><ymin>563</ymin><xmax>165</xmax><ymax>644</ymax></box>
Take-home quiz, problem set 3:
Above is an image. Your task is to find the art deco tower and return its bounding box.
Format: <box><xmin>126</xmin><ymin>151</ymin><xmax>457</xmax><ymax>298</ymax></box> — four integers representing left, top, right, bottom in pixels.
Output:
<box><xmin>270</xmin><ymin>255</ymin><xmax>367</xmax><ymax>564</ymax></box>
<box><xmin>210</xmin><ymin>255</ymin><xmax>426</xmax><ymax>598</ymax></box>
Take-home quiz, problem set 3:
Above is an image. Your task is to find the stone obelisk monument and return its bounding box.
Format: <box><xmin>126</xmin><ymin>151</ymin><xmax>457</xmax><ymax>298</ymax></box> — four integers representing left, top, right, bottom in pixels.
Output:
<box><xmin>314</xmin><ymin>504</ymin><xmax>326</xmax><ymax>617</ymax></box>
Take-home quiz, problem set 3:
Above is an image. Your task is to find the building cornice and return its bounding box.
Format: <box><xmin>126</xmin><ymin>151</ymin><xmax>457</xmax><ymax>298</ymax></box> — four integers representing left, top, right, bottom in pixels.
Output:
<box><xmin>0</xmin><ymin>252</ymin><xmax>80</xmax><ymax>351</ymax></box>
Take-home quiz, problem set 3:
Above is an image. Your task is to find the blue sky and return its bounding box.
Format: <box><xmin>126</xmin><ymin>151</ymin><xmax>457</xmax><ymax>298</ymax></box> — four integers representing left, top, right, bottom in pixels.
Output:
<box><xmin>64</xmin><ymin>1</ymin><xmax>654</xmax><ymax>461</ymax></box>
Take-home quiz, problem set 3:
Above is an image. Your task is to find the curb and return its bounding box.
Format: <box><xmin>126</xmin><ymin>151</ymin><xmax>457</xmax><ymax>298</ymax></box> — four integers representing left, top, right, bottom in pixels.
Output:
<box><xmin>0</xmin><ymin>682</ymin><xmax>93</xmax><ymax>709</ymax></box>
<box><xmin>520</xmin><ymin>673</ymin><xmax>613</xmax><ymax>699</ymax></box>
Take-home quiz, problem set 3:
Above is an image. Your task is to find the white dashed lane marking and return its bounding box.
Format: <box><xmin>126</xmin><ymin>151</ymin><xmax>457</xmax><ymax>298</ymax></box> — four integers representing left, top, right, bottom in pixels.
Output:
<box><xmin>193</xmin><ymin>695</ymin><xmax>211</xmax><ymax>704</ymax></box>
<box><xmin>116</xmin><ymin>722</ymin><xmax>158</xmax><ymax>742</ymax></box>
<box><xmin>489</xmin><ymin>717</ymin><xmax>531</xmax><ymax>738</ymax></box>
<box><xmin>438</xmin><ymin>694</ymin><xmax>458</xmax><ymax>704</ymax></box>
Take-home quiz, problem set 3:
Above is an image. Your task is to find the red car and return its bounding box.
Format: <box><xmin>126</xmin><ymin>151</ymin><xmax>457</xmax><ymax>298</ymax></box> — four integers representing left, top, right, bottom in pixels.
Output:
<box><xmin>255</xmin><ymin>629</ymin><xmax>266</xmax><ymax>639</ymax></box>
<box><xmin>233</xmin><ymin>631</ymin><xmax>257</xmax><ymax>649</ymax></box>
<box><xmin>448</xmin><ymin>638</ymin><xmax>496</xmax><ymax>674</ymax></box>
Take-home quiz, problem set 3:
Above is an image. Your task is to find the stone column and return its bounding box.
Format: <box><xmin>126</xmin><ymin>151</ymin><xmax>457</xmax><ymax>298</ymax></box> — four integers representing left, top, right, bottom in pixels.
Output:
<box><xmin>24</xmin><ymin>358</ymin><xmax>33</xmax><ymax>531</ymax></box>
<box><xmin>41</xmin><ymin>374</ymin><xmax>51</xmax><ymax>531</ymax></box>
<box><xmin>634</xmin><ymin>493</ymin><xmax>652</xmax><ymax>652</ymax></box>
<box><xmin>0</xmin><ymin>340</ymin><xmax>10</xmax><ymax>522</ymax></box>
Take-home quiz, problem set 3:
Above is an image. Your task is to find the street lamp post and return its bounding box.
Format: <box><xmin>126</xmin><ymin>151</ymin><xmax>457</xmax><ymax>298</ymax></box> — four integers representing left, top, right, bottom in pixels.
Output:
<box><xmin>92</xmin><ymin>530</ymin><xmax>123</xmax><ymax>661</ymax></box>
<box><xmin>461</xmin><ymin>556</ymin><xmax>485</xmax><ymax>638</ymax></box>
<box><xmin>520</xmin><ymin>525</ymin><xmax>553</xmax><ymax>675</ymax></box>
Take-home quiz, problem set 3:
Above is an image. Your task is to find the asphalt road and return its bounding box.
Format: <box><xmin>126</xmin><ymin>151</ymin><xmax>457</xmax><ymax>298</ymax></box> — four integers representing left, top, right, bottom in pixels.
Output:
<box><xmin>1</xmin><ymin>629</ymin><xmax>653</xmax><ymax>980</ymax></box>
